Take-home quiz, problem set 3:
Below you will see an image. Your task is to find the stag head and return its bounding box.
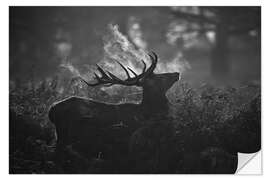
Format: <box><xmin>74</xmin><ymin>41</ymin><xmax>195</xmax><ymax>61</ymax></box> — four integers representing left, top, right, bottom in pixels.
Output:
<box><xmin>76</xmin><ymin>52</ymin><xmax>180</xmax><ymax>95</ymax></box>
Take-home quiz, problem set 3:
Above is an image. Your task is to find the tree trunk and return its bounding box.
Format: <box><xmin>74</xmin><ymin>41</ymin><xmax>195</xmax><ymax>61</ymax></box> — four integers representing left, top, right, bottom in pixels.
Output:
<box><xmin>211</xmin><ymin>23</ymin><xmax>230</xmax><ymax>80</ymax></box>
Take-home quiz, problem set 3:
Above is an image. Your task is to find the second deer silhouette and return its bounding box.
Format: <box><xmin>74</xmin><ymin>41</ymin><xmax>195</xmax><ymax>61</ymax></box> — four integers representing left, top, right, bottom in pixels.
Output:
<box><xmin>49</xmin><ymin>52</ymin><xmax>180</xmax><ymax>172</ymax></box>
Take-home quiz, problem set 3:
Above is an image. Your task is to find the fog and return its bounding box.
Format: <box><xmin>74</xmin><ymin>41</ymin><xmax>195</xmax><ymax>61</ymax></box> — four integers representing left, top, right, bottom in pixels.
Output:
<box><xmin>10</xmin><ymin>7</ymin><xmax>260</xmax><ymax>88</ymax></box>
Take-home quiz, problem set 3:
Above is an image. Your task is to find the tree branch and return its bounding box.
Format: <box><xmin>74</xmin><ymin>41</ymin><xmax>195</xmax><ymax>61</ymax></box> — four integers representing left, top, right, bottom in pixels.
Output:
<box><xmin>171</xmin><ymin>11</ymin><xmax>218</xmax><ymax>25</ymax></box>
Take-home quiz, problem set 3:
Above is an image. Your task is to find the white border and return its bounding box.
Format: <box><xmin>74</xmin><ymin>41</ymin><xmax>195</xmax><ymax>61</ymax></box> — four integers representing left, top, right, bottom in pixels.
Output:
<box><xmin>6</xmin><ymin>0</ymin><xmax>263</xmax><ymax>6</ymax></box>
<box><xmin>2</xmin><ymin>0</ymin><xmax>268</xmax><ymax>179</ymax></box>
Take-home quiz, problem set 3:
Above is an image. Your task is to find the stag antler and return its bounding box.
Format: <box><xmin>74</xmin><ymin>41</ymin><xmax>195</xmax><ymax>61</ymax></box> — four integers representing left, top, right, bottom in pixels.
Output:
<box><xmin>75</xmin><ymin>52</ymin><xmax>158</xmax><ymax>87</ymax></box>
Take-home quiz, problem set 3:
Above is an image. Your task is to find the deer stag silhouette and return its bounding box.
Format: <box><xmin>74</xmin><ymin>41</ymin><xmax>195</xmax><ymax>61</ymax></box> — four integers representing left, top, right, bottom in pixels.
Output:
<box><xmin>49</xmin><ymin>52</ymin><xmax>180</xmax><ymax>171</ymax></box>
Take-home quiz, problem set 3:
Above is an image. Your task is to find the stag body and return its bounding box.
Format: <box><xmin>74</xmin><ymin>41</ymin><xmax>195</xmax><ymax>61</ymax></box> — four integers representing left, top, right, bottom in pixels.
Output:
<box><xmin>49</xmin><ymin>52</ymin><xmax>179</xmax><ymax>172</ymax></box>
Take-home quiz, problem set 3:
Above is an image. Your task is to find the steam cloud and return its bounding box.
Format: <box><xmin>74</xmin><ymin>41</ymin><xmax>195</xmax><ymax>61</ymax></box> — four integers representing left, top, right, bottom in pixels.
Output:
<box><xmin>59</xmin><ymin>24</ymin><xmax>191</xmax><ymax>88</ymax></box>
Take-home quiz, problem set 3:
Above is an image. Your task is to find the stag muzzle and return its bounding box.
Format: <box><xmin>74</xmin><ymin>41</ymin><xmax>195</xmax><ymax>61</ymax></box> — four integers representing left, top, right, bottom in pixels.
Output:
<box><xmin>171</xmin><ymin>72</ymin><xmax>180</xmax><ymax>82</ymax></box>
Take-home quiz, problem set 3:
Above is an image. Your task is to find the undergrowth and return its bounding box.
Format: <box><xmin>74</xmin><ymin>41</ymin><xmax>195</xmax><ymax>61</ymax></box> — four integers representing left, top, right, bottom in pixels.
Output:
<box><xmin>9</xmin><ymin>77</ymin><xmax>260</xmax><ymax>173</ymax></box>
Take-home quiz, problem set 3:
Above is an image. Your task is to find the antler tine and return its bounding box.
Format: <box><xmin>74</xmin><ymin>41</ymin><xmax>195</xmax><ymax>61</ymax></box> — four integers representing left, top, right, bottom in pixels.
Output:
<box><xmin>151</xmin><ymin>51</ymin><xmax>158</xmax><ymax>60</ymax></box>
<box><xmin>127</xmin><ymin>67</ymin><xmax>138</xmax><ymax>77</ymax></box>
<box><xmin>141</xmin><ymin>60</ymin><xmax>147</xmax><ymax>73</ymax></box>
<box><xmin>145</xmin><ymin>51</ymin><xmax>158</xmax><ymax>74</ymax></box>
<box><xmin>106</xmin><ymin>70</ymin><xmax>122</xmax><ymax>82</ymax></box>
<box><xmin>115</xmin><ymin>60</ymin><xmax>131</xmax><ymax>79</ymax></box>
<box><xmin>94</xmin><ymin>73</ymin><xmax>100</xmax><ymax>80</ymax></box>
<box><xmin>96</xmin><ymin>64</ymin><xmax>110</xmax><ymax>79</ymax></box>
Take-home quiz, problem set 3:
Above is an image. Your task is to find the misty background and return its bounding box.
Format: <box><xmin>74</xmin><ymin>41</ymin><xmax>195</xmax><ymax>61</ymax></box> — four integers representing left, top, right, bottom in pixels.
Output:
<box><xmin>10</xmin><ymin>7</ymin><xmax>260</xmax><ymax>89</ymax></box>
<box><xmin>9</xmin><ymin>7</ymin><xmax>261</xmax><ymax>174</ymax></box>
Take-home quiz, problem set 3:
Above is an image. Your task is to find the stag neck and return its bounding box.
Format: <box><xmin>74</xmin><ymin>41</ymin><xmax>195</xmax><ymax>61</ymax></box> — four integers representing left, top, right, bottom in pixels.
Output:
<box><xmin>141</xmin><ymin>89</ymin><xmax>169</xmax><ymax>116</ymax></box>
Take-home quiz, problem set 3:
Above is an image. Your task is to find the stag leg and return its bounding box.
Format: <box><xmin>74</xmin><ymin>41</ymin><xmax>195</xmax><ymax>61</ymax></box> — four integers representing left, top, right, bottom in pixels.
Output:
<box><xmin>54</xmin><ymin>142</ymin><xmax>66</xmax><ymax>173</ymax></box>
<box><xmin>53</xmin><ymin>117</ymin><xmax>75</xmax><ymax>173</ymax></box>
